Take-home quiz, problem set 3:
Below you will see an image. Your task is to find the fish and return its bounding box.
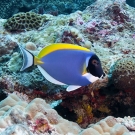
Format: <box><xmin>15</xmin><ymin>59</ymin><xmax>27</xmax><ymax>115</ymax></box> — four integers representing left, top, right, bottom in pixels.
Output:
<box><xmin>19</xmin><ymin>43</ymin><xmax>104</xmax><ymax>92</ymax></box>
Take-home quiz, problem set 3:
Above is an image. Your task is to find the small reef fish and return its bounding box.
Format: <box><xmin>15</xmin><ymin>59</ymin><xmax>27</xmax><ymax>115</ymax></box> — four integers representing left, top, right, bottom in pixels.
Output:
<box><xmin>19</xmin><ymin>43</ymin><xmax>104</xmax><ymax>92</ymax></box>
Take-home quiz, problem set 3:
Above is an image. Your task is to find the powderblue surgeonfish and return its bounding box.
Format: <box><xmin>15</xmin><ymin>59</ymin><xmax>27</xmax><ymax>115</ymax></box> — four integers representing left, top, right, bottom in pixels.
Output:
<box><xmin>19</xmin><ymin>43</ymin><xmax>104</xmax><ymax>92</ymax></box>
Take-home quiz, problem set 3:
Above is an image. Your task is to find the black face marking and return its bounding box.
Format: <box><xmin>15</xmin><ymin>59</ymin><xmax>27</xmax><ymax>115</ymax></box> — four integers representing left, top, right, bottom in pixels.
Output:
<box><xmin>87</xmin><ymin>54</ymin><xmax>104</xmax><ymax>78</ymax></box>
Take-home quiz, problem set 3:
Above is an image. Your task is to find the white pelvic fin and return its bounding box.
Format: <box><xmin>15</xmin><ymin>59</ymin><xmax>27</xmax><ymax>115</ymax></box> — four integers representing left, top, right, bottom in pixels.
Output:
<box><xmin>19</xmin><ymin>45</ymin><xmax>34</xmax><ymax>71</ymax></box>
<box><xmin>83</xmin><ymin>73</ymin><xmax>99</xmax><ymax>83</ymax></box>
<box><xmin>37</xmin><ymin>65</ymin><xmax>66</xmax><ymax>85</ymax></box>
<box><xmin>66</xmin><ymin>85</ymin><xmax>81</xmax><ymax>92</ymax></box>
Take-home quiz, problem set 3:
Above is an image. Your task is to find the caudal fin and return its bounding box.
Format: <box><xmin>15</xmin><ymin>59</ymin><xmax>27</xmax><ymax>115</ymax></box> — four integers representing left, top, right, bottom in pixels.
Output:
<box><xmin>19</xmin><ymin>45</ymin><xmax>34</xmax><ymax>71</ymax></box>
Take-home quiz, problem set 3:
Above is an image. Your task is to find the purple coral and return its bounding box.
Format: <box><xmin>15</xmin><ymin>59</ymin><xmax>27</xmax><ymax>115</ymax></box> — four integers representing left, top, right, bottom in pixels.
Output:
<box><xmin>105</xmin><ymin>3</ymin><xmax>129</xmax><ymax>24</ymax></box>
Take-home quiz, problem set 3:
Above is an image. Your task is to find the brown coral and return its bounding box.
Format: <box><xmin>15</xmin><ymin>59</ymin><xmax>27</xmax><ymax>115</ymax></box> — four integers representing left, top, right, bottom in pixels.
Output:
<box><xmin>111</xmin><ymin>57</ymin><xmax>135</xmax><ymax>90</ymax></box>
<box><xmin>4</xmin><ymin>12</ymin><xmax>47</xmax><ymax>31</ymax></box>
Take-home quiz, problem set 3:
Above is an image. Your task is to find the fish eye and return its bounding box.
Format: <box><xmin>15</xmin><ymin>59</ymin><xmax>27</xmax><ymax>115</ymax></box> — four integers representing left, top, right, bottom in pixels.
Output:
<box><xmin>92</xmin><ymin>59</ymin><xmax>99</xmax><ymax>66</ymax></box>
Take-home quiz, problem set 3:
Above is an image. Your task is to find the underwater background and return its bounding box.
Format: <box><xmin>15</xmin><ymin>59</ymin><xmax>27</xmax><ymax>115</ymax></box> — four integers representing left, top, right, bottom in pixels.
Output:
<box><xmin>0</xmin><ymin>0</ymin><xmax>96</xmax><ymax>19</ymax></box>
<box><xmin>0</xmin><ymin>0</ymin><xmax>135</xmax><ymax>134</ymax></box>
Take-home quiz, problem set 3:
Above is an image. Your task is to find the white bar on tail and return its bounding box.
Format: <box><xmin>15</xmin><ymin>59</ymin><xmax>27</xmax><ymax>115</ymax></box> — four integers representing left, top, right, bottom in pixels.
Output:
<box><xmin>19</xmin><ymin>45</ymin><xmax>34</xmax><ymax>71</ymax></box>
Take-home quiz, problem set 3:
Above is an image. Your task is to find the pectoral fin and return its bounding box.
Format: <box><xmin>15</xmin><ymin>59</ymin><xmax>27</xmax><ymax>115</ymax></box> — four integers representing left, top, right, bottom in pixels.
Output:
<box><xmin>83</xmin><ymin>73</ymin><xmax>99</xmax><ymax>83</ymax></box>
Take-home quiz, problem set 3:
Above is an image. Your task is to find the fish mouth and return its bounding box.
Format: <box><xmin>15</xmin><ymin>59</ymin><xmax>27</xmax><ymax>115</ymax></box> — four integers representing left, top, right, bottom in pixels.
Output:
<box><xmin>100</xmin><ymin>72</ymin><xmax>106</xmax><ymax>79</ymax></box>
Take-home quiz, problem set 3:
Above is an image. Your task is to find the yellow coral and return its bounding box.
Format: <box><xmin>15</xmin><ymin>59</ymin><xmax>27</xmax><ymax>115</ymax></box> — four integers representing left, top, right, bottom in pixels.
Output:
<box><xmin>76</xmin><ymin>103</ymin><xmax>93</xmax><ymax>124</ymax></box>
<box><xmin>82</xmin><ymin>103</ymin><xmax>92</xmax><ymax>115</ymax></box>
<box><xmin>98</xmin><ymin>105</ymin><xmax>110</xmax><ymax>113</ymax></box>
<box><xmin>77</xmin><ymin>116</ymin><xmax>83</xmax><ymax>124</ymax></box>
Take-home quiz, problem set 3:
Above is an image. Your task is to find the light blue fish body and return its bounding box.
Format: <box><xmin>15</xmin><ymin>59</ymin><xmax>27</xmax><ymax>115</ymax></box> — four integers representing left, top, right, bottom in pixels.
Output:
<box><xmin>19</xmin><ymin>43</ymin><xmax>104</xmax><ymax>91</ymax></box>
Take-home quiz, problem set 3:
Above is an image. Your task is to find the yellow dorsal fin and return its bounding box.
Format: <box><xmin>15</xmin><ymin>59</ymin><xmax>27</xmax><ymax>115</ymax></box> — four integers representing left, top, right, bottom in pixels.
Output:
<box><xmin>34</xmin><ymin>56</ymin><xmax>44</xmax><ymax>65</ymax></box>
<box><xmin>38</xmin><ymin>43</ymin><xmax>90</xmax><ymax>58</ymax></box>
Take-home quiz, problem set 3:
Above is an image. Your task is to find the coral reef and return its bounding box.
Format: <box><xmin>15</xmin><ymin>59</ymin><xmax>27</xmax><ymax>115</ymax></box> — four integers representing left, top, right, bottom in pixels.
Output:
<box><xmin>0</xmin><ymin>93</ymin><xmax>133</xmax><ymax>135</ymax></box>
<box><xmin>0</xmin><ymin>93</ymin><xmax>81</xmax><ymax>134</ymax></box>
<box><xmin>31</xmin><ymin>0</ymin><xmax>96</xmax><ymax>16</ymax></box>
<box><xmin>0</xmin><ymin>0</ymin><xmax>23</xmax><ymax>19</ymax></box>
<box><xmin>116</xmin><ymin>116</ymin><xmax>135</xmax><ymax>132</ymax></box>
<box><xmin>0</xmin><ymin>0</ymin><xmax>96</xmax><ymax>19</ymax></box>
<box><xmin>1</xmin><ymin>0</ymin><xmax>135</xmax><ymax>132</ymax></box>
<box><xmin>4</xmin><ymin>12</ymin><xmax>48</xmax><ymax>31</ymax></box>
<box><xmin>7</xmin><ymin>52</ymin><xmax>22</xmax><ymax>72</ymax></box>
<box><xmin>81</xmin><ymin>116</ymin><xmax>130</xmax><ymax>135</ymax></box>
<box><xmin>126</xmin><ymin>0</ymin><xmax>135</xmax><ymax>7</ymax></box>
<box><xmin>105</xmin><ymin>2</ymin><xmax>129</xmax><ymax>24</ymax></box>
